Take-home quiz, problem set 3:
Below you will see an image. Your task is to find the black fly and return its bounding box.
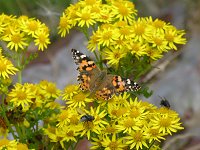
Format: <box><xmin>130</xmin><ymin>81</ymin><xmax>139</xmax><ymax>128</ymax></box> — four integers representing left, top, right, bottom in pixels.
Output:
<box><xmin>80</xmin><ymin>114</ymin><xmax>94</xmax><ymax>122</ymax></box>
<box><xmin>159</xmin><ymin>96</ymin><xmax>171</xmax><ymax>108</ymax></box>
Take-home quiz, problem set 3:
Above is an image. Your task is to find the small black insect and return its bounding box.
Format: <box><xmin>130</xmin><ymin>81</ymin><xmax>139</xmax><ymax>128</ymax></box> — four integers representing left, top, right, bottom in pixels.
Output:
<box><xmin>80</xmin><ymin>114</ymin><xmax>94</xmax><ymax>122</ymax></box>
<box><xmin>159</xmin><ymin>96</ymin><xmax>170</xmax><ymax>108</ymax></box>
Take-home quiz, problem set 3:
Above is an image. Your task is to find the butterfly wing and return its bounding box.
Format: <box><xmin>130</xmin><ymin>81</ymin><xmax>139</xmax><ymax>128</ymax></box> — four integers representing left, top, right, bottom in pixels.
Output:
<box><xmin>71</xmin><ymin>49</ymin><xmax>100</xmax><ymax>91</ymax></box>
<box><xmin>95</xmin><ymin>75</ymin><xmax>140</xmax><ymax>100</ymax></box>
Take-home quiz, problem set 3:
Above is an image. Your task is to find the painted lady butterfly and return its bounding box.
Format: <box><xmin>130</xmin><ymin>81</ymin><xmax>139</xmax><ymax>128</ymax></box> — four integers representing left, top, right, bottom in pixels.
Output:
<box><xmin>71</xmin><ymin>49</ymin><xmax>140</xmax><ymax>100</ymax></box>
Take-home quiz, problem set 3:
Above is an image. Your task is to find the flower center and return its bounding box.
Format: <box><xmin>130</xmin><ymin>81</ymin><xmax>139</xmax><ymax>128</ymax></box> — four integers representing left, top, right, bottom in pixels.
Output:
<box><xmin>113</xmin><ymin>52</ymin><xmax>121</xmax><ymax>59</ymax></box>
<box><xmin>66</xmin><ymin>130</ymin><xmax>74</xmax><ymax>137</ymax></box>
<box><xmin>153</xmin><ymin>20</ymin><xmax>165</xmax><ymax>28</ymax></box>
<box><xmin>69</xmin><ymin>115</ymin><xmax>79</xmax><ymax>125</ymax></box>
<box><xmin>118</xmin><ymin>5</ymin><xmax>129</xmax><ymax>16</ymax></box>
<box><xmin>129</xmin><ymin>108</ymin><xmax>140</xmax><ymax>118</ymax></box>
<box><xmin>120</xmin><ymin>28</ymin><xmax>130</xmax><ymax>36</ymax></box>
<box><xmin>106</xmin><ymin>126</ymin><xmax>116</xmax><ymax>134</ymax></box>
<box><xmin>102</xmin><ymin>31</ymin><xmax>112</xmax><ymax>40</ymax></box>
<box><xmin>16</xmin><ymin>91</ymin><xmax>27</xmax><ymax>100</ymax></box>
<box><xmin>160</xmin><ymin>118</ymin><xmax>171</xmax><ymax>127</ymax></box>
<box><xmin>46</xmin><ymin>85</ymin><xmax>56</xmax><ymax>94</ymax></box>
<box><xmin>38</xmin><ymin>35</ymin><xmax>46</xmax><ymax>44</ymax></box>
<box><xmin>135</xmin><ymin>25</ymin><xmax>145</xmax><ymax>35</ymax></box>
<box><xmin>131</xmin><ymin>43</ymin><xmax>140</xmax><ymax>52</ymax></box>
<box><xmin>11</xmin><ymin>33</ymin><xmax>21</xmax><ymax>43</ymax></box>
<box><xmin>165</xmin><ymin>33</ymin><xmax>174</xmax><ymax>42</ymax></box>
<box><xmin>59</xmin><ymin>110</ymin><xmax>69</xmax><ymax>120</ymax></box>
<box><xmin>28</xmin><ymin>21</ymin><xmax>38</xmax><ymax>31</ymax></box>
<box><xmin>109</xmin><ymin>141</ymin><xmax>118</xmax><ymax>150</ymax></box>
<box><xmin>133</xmin><ymin>132</ymin><xmax>142</xmax><ymax>142</ymax></box>
<box><xmin>73</xmin><ymin>93</ymin><xmax>86</xmax><ymax>102</ymax></box>
<box><xmin>81</xmin><ymin>13</ymin><xmax>90</xmax><ymax>21</ymax></box>
<box><xmin>60</xmin><ymin>17</ymin><xmax>69</xmax><ymax>28</ymax></box>
<box><xmin>149</xmin><ymin>129</ymin><xmax>159</xmax><ymax>136</ymax></box>
<box><xmin>124</xmin><ymin>118</ymin><xmax>135</xmax><ymax>128</ymax></box>
<box><xmin>153</xmin><ymin>37</ymin><xmax>162</xmax><ymax>46</ymax></box>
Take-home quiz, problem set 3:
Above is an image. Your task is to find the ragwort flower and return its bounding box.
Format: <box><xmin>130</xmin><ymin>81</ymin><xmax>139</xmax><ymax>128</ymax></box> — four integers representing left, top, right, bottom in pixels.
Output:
<box><xmin>101</xmin><ymin>134</ymin><xmax>126</xmax><ymax>150</ymax></box>
<box><xmin>8</xmin><ymin>83</ymin><xmax>34</xmax><ymax>111</ymax></box>
<box><xmin>126</xmin><ymin>130</ymin><xmax>149</xmax><ymax>150</ymax></box>
<box><xmin>0</xmin><ymin>56</ymin><xmax>18</xmax><ymax>79</ymax></box>
<box><xmin>103</xmin><ymin>47</ymin><xmax>126</xmax><ymax>66</ymax></box>
<box><xmin>34</xmin><ymin>30</ymin><xmax>51</xmax><ymax>51</ymax></box>
<box><xmin>3</xmin><ymin>30</ymin><xmax>28</xmax><ymax>51</ymax></box>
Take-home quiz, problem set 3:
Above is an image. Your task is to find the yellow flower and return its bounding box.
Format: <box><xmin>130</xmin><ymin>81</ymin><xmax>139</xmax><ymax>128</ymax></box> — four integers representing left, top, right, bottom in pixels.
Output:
<box><xmin>43</xmin><ymin>126</ymin><xmax>61</xmax><ymax>143</ymax></box>
<box><xmin>144</xmin><ymin>126</ymin><xmax>165</xmax><ymax>143</ymax></box>
<box><xmin>17</xmin><ymin>143</ymin><xmax>29</xmax><ymax>150</ymax></box>
<box><xmin>0</xmin><ymin>56</ymin><xmax>18</xmax><ymax>79</ymax></box>
<box><xmin>117</xmin><ymin>23</ymin><xmax>134</xmax><ymax>40</ymax></box>
<box><xmin>101</xmin><ymin>134</ymin><xmax>126</xmax><ymax>150</ymax></box>
<box><xmin>59</xmin><ymin>128</ymin><xmax>78</xmax><ymax>143</ymax></box>
<box><xmin>107</xmin><ymin>103</ymin><xmax>127</xmax><ymax>120</ymax></box>
<box><xmin>103</xmin><ymin>47</ymin><xmax>126</xmax><ymax>66</ymax></box>
<box><xmin>151</xmin><ymin>114</ymin><xmax>184</xmax><ymax>135</ymax></box>
<box><xmin>126</xmin><ymin>130</ymin><xmax>149</xmax><ymax>150</ymax></box>
<box><xmin>127</xmin><ymin>42</ymin><xmax>147</xmax><ymax>57</ymax></box>
<box><xmin>56</xmin><ymin>109</ymin><xmax>71</xmax><ymax>127</ymax></box>
<box><xmin>80</xmin><ymin>106</ymin><xmax>108</xmax><ymax>139</ymax></box>
<box><xmin>97</xmin><ymin>5</ymin><xmax>114</xmax><ymax>23</ymax></box>
<box><xmin>58</xmin><ymin>13</ymin><xmax>73</xmax><ymax>37</ymax></box>
<box><xmin>149</xmin><ymin>18</ymin><xmax>168</xmax><ymax>32</ymax></box>
<box><xmin>8</xmin><ymin>83</ymin><xmax>34</xmax><ymax>111</ymax></box>
<box><xmin>76</xmin><ymin>7</ymin><xmax>97</xmax><ymax>28</ymax></box>
<box><xmin>66</xmin><ymin>91</ymin><xmax>94</xmax><ymax>108</ymax></box>
<box><xmin>149</xmin><ymin>32</ymin><xmax>169</xmax><ymax>52</ymax></box>
<box><xmin>22</xmin><ymin>19</ymin><xmax>42</xmax><ymax>36</ymax></box>
<box><xmin>112</xmin><ymin>1</ymin><xmax>137</xmax><ymax>23</ymax></box>
<box><xmin>91</xmin><ymin>136</ymin><xmax>104</xmax><ymax>150</ymax></box>
<box><xmin>164</xmin><ymin>27</ymin><xmax>187</xmax><ymax>50</ymax></box>
<box><xmin>3</xmin><ymin>30</ymin><xmax>28</xmax><ymax>51</ymax></box>
<box><xmin>132</xmin><ymin>18</ymin><xmax>150</xmax><ymax>42</ymax></box>
<box><xmin>97</xmin><ymin>25</ymin><xmax>119</xmax><ymax>47</ymax></box>
<box><xmin>79</xmin><ymin>0</ymin><xmax>102</xmax><ymax>6</ymax></box>
<box><xmin>0</xmin><ymin>138</ymin><xmax>18</xmax><ymax>149</ymax></box>
<box><xmin>103</xmin><ymin>122</ymin><xmax>119</xmax><ymax>136</ymax></box>
<box><xmin>39</xmin><ymin>80</ymin><xmax>61</xmax><ymax>99</ymax></box>
<box><xmin>145</xmin><ymin>45</ymin><xmax>163</xmax><ymax>60</ymax></box>
<box><xmin>34</xmin><ymin>30</ymin><xmax>51</xmax><ymax>51</ymax></box>
<box><xmin>116</xmin><ymin>116</ymin><xmax>141</xmax><ymax>133</ymax></box>
<box><xmin>62</xmin><ymin>84</ymin><xmax>80</xmax><ymax>100</ymax></box>
<box><xmin>87</xmin><ymin>32</ymin><xmax>99</xmax><ymax>51</ymax></box>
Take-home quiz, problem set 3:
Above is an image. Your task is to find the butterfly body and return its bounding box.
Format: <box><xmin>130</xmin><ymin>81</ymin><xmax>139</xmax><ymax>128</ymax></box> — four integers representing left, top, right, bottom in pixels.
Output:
<box><xmin>71</xmin><ymin>49</ymin><xmax>140</xmax><ymax>100</ymax></box>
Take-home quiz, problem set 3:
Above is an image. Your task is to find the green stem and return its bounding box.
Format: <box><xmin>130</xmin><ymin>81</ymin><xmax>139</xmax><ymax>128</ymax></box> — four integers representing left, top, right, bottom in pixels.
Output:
<box><xmin>17</xmin><ymin>53</ymin><xmax>22</xmax><ymax>84</ymax></box>
<box><xmin>15</xmin><ymin>123</ymin><xmax>24</xmax><ymax>142</ymax></box>
<box><xmin>93</xmin><ymin>51</ymin><xmax>99</xmax><ymax>62</ymax></box>
<box><xmin>1</xmin><ymin>95</ymin><xmax>17</xmax><ymax>139</ymax></box>
<box><xmin>147</xmin><ymin>140</ymin><xmax>155</xmax><ymax>150</ymax></box>
<box><xmin>81</xmin><ymin>26</ymin><xmax>89</xmax><ymax>40</ymax></box>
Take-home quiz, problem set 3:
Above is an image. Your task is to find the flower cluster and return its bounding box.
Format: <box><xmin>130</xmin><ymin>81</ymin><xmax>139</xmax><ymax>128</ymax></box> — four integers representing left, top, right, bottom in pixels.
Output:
<box><xmin>43</xmin><ymin>84</ymin><xmax>184</xmax><ymax>150</ymax></box>
<box><xmin>0</xmin><ymin>138</ymin><xmax>29</xmax><ymax>150</ymax></box>
<box><xmin>0</xmin><ymin>80</ymin><xmax>61</xmax><ymax>149</ymax></box>
<box><xmin>0</xmin><ymin>14</ymin><xmax>50</xmax><ymax>51</ymax></box>
<box><xmin>58</xmin><ymin>0</ymin><xmax>137</xmax><ymax>37</ymax></box>
<box><xmin>58</xmin><ymin>0</ymin><xmax>186</xmax><ymax>66</ymax></box>
<box><xmin>7</xmin><ymin>81</ymin><xmax>61</xmax><ymax>112</ymax></box>
<box><xmin>0</xmin><ymin>0</ymin><xmax>187</xmax><ymax>150</ymax></box>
